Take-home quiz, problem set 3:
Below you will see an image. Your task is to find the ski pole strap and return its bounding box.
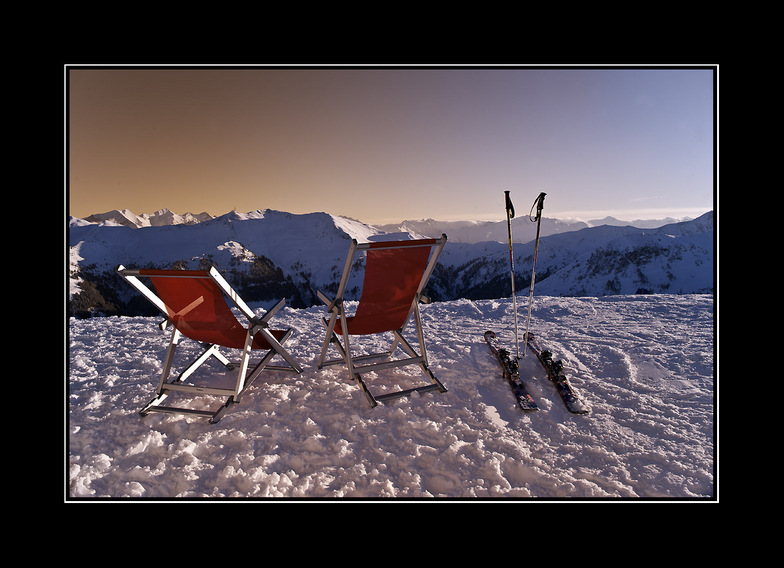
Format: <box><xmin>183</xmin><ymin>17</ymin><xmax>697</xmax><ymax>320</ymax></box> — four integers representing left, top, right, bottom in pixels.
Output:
<box><xmin>505</xmin><ymin>190</ymin><xmax>515</xmax><ymax>219</ymax></box>
<box><xmin>529</xmin><ymin>192</ymin><xmax>546</xmax><ymax>222</ymax></box>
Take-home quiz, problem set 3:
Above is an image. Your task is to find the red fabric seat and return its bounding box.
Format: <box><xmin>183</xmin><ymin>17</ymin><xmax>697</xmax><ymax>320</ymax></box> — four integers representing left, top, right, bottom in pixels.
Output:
<box><xmin>334</xmin><ymin>242</ymin><xmax>433</xmax><ymax>335</ymax></box>
<box><xmin>142</xmin><ymin>269</ymin><xmax>286</xmax><ymax>349</ymax></box>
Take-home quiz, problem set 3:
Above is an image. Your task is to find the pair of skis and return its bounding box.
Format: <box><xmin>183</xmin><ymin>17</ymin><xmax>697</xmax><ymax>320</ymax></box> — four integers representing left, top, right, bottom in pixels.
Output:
<box><xmin>484</xmin><ymin>331</ymin><xmax>538</xmax><ymax>411</ymax></box>
<box><xmin>485</xmin><ymin>330</ymin><xmax>589</xmax><ymax>415</ymax></box>
<box><xmin>486</xmin><ymin>190</ymin><xmax>588</xmax><ymax>415</ymax></box>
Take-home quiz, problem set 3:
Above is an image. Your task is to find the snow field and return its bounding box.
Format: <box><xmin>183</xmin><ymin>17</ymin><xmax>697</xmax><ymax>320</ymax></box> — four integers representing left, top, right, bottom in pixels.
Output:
<box><xmin>68</xmin><ymin>294</ymin><xmax>714</xmax><ymax>499</ymax></box>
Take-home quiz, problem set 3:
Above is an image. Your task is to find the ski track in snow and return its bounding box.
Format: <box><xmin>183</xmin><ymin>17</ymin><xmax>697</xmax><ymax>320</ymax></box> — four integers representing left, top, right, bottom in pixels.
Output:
<box><xmin>68</xmin><ymin>295</ymin><xmax>714</xmax><ymax>499</ymax></box>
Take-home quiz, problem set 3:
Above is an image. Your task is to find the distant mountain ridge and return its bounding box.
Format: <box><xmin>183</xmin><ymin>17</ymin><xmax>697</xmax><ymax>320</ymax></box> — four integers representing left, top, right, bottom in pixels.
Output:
<box><xmin>68</xmin><ymin>208</ymin><xmax>713</xmax><ymax>317</ymax></box>
<box><xmin>77</xmin><ymin>207</ymin><xmax>696</xmax><ymax>243</ymax></box>
<box><xmin>83</xmin><ymin>208</ymin><xmax>214</xmax><ymax>229</ymax></box>
<box><xmin>432</xmin><ymin>211</ymin><xmax>713</xmax><ymax>300</ymax></box>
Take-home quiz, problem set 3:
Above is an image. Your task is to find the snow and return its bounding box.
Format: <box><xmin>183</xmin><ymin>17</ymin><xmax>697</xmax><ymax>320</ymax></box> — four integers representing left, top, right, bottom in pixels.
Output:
<box><xmin>68</xmin><ymin>294</ymin><xmax>715</xmax><ymax>499</ymax></box>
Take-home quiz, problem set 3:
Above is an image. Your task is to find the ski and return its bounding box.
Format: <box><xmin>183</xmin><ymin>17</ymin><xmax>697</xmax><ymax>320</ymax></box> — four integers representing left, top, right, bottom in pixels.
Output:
<box><xmin>524</xmin><ymin>332</ymin><xmax>589</xmax><ymax>415</ymax></box>
<box><xmin>484</xmin><ymin>331</ymin><xmax>539</xmax><ymax>411</ymax></box>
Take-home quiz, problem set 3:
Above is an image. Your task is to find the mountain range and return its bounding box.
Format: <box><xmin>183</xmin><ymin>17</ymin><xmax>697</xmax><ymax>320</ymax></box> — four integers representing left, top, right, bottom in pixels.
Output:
<box><xmin>83</xmin><ymin>208</ymin><xmax>214</xmax><ymax>229</ymax></box>
<box><xmin>68</xmin><ymin>208</ymin><xmax>714</xmax><ymax>317</ymax></box>
<box><xmin>80</xmin><ymin>207</ymin><xmax>693</xmax><ymax>242</ymax></box>
<box><xmin>377</xmin><ymin>215</ymin><xmax>693</xmax><ymax>244</ymax></box>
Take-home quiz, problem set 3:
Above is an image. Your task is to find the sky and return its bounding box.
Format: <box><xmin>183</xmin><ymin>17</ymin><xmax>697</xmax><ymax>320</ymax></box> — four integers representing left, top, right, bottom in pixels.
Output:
<box><xmin>66</xmin><ymin>65</ymin><xmax>715</xmax><ymax>225</ymax></box>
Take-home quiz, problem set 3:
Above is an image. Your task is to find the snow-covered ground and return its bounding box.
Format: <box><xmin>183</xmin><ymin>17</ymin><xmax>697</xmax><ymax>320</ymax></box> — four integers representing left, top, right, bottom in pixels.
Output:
<box><xmin>68</xmin><ymin>294</ymin><xmax>715</xmax><ymax>499</ymax></box>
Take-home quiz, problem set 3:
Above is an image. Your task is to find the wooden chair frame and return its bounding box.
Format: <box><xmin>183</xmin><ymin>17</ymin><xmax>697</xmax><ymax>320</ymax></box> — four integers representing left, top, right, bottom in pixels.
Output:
<box><xmin>316</xmin><ymin>235</ymin><xmax>448</xmax><ymax>407</ymax></box>
<box><xmin>117</xmin><ymin>265</ymin><xmax>302</xmax><ymax>423</ymax></box>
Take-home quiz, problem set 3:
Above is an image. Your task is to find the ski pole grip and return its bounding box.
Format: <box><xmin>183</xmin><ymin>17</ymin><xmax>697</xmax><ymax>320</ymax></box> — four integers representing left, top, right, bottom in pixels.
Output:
<box><xmin>528</xmin><ymin>192</ymin><xmax>547</xmax><ymax>221</ymax></box>
<box><xmin>532</xmin><ymin>192</ymin><xmax>546</xmax><ymax>220</ymax></box>
<box><xmin>505</xmin><ymin>190</ymin><xmax>515</xmax><ymax>218</ymax></box>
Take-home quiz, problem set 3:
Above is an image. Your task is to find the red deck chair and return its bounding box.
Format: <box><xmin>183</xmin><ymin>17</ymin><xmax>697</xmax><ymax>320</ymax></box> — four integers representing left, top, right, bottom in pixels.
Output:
<box><xmin>316</xmin><ymin>235</ymin><xmax>448</xmax><ymax>407</ymax></box>
<box><xmin>117</xmin><ymin>265</ymin><xmax>302</xmax><ymax>423</ymax></box>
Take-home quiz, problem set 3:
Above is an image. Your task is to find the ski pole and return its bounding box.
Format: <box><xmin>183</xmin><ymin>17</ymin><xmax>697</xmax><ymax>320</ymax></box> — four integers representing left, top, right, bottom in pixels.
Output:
<box><xmin>504</xmin><ymin>190</ymin><xmax>520</xmax><ymax>360</ymax></box>
<box><xmin>522</xmin><ymin>192</ymin><xmax>546</xmax><ymax>356</ymax></box>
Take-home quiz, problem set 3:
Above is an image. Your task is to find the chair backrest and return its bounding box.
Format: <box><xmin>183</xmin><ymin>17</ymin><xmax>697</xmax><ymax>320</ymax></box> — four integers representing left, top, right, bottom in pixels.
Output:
<box><xmin>138</xmin><ymin>269</ymin><xmax>253</xmax><ymax>349</ymax></box>
<box><xmin>349</xmin><ymin>237</ymin><xmax>444</xmax><ymax>334</ymax></box>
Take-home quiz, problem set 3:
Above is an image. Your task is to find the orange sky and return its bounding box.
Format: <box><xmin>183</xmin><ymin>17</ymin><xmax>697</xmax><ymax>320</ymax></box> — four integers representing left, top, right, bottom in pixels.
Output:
<box><xmin>67</xmin><ymin>66</ymin><xmax>715</xmax><ymax>224</ymax></box>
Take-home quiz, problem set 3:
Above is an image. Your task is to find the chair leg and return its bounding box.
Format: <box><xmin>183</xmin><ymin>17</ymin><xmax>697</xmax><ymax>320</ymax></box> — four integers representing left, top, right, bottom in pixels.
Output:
<box><xmin>339</xmin><ymin>308</ymin><xmax>355</xmax><ymax>379</ymax></box>
<box><xmin>153</xmin><ymin>327</ymin><xmax>181</xmax><ymax>395</ymax></box>
<box><xmin>318</xmin><ymin>311</ymin><xmax>339</xmax><ymax>368</ymax></box>
<box><xmin>231</xmin><ymin>328</ymin><xmax>255</xmax><ymax>404</ymax></box>
<box><xmin>354</xmin><ymin>373</ymin><xmax>378</xmax><ymax>408</ymax></box>
<box><xmin>140</xmin><ymin>325</ymin><xmax>302</xmax><ymax>423</ymax></box>
<box><xmin>394</xmin><ymin>329</ymin><xmax>447</xmax><ymax>392</ymax></box>
<box><xmin>318</xmin><ymin>319</ymin><xmax>446</xmax><ymax>407</ymax></box>
<box><xmin>140</xmin><ymin>327</ymin><xmax>183</xmax><ymax>415</ymax></box>
<box><xmin>139</xmin><ymin>391</ymin><xmax>170</xmax><ymax>416</ymax></box>
<box><xmin>256</xmin><ymin>327</ymin><xmax>303</xmax><ymax>374</ymax></box>
<box><xmin>233</xmin><ymin>329</ymin><xmax>299</xmax><ymax>403</ymax></box>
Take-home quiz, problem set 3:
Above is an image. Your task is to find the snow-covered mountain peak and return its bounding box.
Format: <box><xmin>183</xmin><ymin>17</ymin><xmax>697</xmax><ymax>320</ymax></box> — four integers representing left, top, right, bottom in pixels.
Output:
<box><xmin>76</xmin><ymin>207</ymin><xmax>387</xmax><ymax>245</ymax></box>
<box><xmin>212</xmin><ymin>209</ymin><xmax>267</xmax><ymax>222</ymax></box>
<box><xmin>81</xmin><ymin>208</ymin><xmax>215</xmax><ymax>228</ymax></box>
<box><xmin>329</xmin><ymin>213</ymin><xmax>384</xmax><ymax>242</ymax></box>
